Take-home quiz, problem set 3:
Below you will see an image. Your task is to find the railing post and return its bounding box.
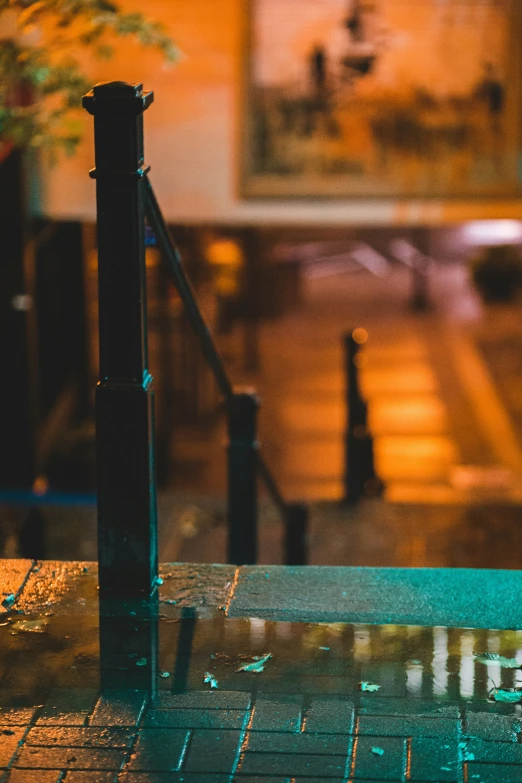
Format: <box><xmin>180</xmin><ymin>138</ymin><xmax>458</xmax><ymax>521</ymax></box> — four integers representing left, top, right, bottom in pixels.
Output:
<box><xmin>343</xmin><ymin>329</ymin><xmax>382</xmax><ymax>504</ymax></box>
<box><xmin>227</xmin><ymin>389</ymin><xmax>259</xmax><ymax>565</ymax></box>
<box><xmin>83</xmin><ymin>82</ymin><xmax>158</xmax><ymax>595</ymax></box>
<box><xmin>284</xmin><ymin>502</ymin><xmax>309</xmax><ymax>565</ymax></box>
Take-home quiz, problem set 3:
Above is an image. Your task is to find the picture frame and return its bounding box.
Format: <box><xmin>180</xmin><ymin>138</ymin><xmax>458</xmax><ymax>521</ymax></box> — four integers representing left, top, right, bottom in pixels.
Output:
<box><xmin>241</xmin><ymin>0</ymin><xmax>522</xmax><ymax>199</ymax></box>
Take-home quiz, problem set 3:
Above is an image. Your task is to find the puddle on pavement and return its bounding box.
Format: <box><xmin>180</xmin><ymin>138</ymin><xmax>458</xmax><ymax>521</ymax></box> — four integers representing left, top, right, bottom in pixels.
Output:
<box><xmin>2</xmin><ymin>605</ymin><xmax>522</xmax><ymax>713</ymax></box>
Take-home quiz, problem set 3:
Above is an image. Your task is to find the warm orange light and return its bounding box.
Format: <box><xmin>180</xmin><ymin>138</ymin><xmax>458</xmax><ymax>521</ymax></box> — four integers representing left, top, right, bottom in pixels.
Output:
<box><xmin>32</xmin><ymin>476</ymin><xmax>49</xmax><ymax>496</ymax></box>
<box><xmin>352</xmin><ymin>327</ymin><xmax>368</xmax><ymax>345</ymax></box>
<box><xmin>206</xmin><ymin>239</ymin><xmax>243</xmax><ymax>267</ymax></box>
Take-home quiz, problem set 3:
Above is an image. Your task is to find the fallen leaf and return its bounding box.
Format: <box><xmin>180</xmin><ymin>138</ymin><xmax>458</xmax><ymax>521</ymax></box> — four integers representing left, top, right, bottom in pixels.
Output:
<box><xmin>203</xmin><ymin>672</ymin><xmax>218</xmax><ymax>689</ymax></box>
<box><xmin>11</xmin><ymin>618</ymin><xmax>48</xmax><ymax>633</ymax></box>
<box><xmin>359</xmin><ymin>681</ymin><xmax>380</xmax><ymax>693</ymax></box>
<box><xmin>475</xmin><ymin>652</ymin><xmax>520</xmax><ymax>669</ymax></box>
<box><xmin>1</xmin><ymin>594</ymin><xmax>15</xmax><ymax>609</ymax></box>
<box><xmin>489</xmin><ymin>687</ymin><xmax>522</xmax><ymax>703</ymax></box>
<box><xmin>236</xmin><ymin>653</ymin><xmax>272</xmax><ymax>673</ymax></box>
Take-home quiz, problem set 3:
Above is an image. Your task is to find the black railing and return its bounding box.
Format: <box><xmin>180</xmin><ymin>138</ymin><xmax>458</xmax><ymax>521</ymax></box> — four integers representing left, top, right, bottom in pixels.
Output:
<box><xmin>84</xmin><ymin>80</ymin><xmax>307</xmax><ymax>595</ymax></box>
<box><xmin>343</xmin><ymin>329</ymin><xmax>383</xmax><ymax>504</ymax></box>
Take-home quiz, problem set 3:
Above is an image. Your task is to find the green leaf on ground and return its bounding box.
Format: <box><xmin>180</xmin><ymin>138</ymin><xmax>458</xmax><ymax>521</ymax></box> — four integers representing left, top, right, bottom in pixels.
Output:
<box><xmin>236</xmin><ymin>653</ymin><xmax>272</xmax><ymax>673</ymax></box>
<box><xmin>203</xmin><ymin>672</ymin><xmax>218</xmax><ymax>689</ymax></box>
<box><xmin>489</xmin><ymin>687</ymin><xmax>522</xmax><ymax>703</ymax></box>
<box><xmin>359</xmin><ymin>681</ymin><xmax>381</xmax><ymax>692</ymax></box>
<box><xmin>475</xmin><ymin>652</ymin><xmax>520</xmax><ymax>668</ymax></box>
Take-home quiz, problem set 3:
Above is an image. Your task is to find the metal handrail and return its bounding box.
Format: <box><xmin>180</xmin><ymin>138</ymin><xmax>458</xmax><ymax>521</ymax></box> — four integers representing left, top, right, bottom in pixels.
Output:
<box><xmin>144</xmin><ymin>178</ymin><xmax>233</xmax><ymax>402</ymax></box>
<box><xmin>144</xmin><ymin>177</ymin><xmax>288</xmax><ymax>518</ymax></box>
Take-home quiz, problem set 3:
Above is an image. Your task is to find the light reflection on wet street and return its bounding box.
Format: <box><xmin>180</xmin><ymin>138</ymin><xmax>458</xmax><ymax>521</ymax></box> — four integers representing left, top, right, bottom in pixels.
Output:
<box><xmin>2</xmin><ymin>608</ymin><xmax>522</xmax><ymax>708</ymax></box>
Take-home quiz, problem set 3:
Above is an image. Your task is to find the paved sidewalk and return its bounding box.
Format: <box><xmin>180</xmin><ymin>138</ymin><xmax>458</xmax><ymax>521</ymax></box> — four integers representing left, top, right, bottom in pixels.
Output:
<box><xmin>2</xmin><ymin>560</ymin><xmax>522</xmax><ymax>781</ymax></box>
<box><xmin>3</xmin><ymin>687</ymin><xmax>521</xmax><ymax>782</ymax></box>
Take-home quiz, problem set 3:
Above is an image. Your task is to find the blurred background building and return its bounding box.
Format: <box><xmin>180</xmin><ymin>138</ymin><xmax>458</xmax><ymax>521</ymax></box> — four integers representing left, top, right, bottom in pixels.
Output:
<box><xmin>2</xmin><ymin>0</ymin><xmax>522</xmax><ymax>569</ymax></box>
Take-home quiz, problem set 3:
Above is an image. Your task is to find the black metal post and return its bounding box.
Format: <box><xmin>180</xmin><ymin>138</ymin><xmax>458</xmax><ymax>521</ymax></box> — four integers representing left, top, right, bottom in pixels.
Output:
<box><xmin>83</xmin><ymin>82</ymin><xmax>158</xmax><ymax>595</ymax></box>
<box><xmin>227</xmin><ymin>389</ymin><xmax>259</xmax><ymax>565</ymax></box>
<box><xmin>0</xmin><ymin>149</ymin><xmax>36</xmax><ymax>490</ymax></box>
<box><xmin>343</xmin><ymin>331</ymin><xmax>381</xmax><ymax>504</ymax></box>
<box><xmin>284</xmin><ymin>502</ymin><xmax>309</xmax><ymax>565</ymax></box>
<box><xmin>99</xmin><ymin>593</ymin><xmax>158</xmax><ymax>693</ymax></box>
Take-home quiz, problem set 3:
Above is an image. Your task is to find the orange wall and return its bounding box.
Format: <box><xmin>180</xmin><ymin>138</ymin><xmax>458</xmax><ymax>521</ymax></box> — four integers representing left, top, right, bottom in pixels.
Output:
<box><xmin>41</xmin><ymin>0</ymin><xmax>522</xmax><ymax>226</ymax></box>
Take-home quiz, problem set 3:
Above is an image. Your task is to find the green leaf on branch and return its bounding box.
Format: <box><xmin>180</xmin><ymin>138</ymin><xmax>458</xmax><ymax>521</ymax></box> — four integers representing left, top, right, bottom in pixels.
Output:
<box><xmin>0</xmin><ymin>0</ymin><xmax>177</xmax><ymax>154</ymax></box>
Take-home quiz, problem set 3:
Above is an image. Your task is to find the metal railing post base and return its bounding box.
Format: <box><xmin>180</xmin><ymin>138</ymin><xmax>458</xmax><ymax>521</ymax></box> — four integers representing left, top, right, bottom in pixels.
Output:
<box><xmin>96</xmin><ymin>382</ymin><xmax>157</xmax><ymax>594</ymax></box>
<box><xmin>284</xmin><ymin>503</ymin><xmax>309</xmax><ymax>565</ymax></box>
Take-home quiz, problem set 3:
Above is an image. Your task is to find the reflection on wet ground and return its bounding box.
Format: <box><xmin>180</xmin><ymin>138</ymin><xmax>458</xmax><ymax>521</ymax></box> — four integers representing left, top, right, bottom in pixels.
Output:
<box><xmin>2</xmin><ymin>603</ymin><xmax>522</xmax><ymax>712</ymax></box>
<box><xmin>3</xmin><ymin>566</ymin><xmax>522</xmax><ymax>779</ymax></box>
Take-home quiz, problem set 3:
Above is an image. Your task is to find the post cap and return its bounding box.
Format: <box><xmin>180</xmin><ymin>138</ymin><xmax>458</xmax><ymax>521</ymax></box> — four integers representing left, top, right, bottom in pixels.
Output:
<box><xmin>93</xmin><ymin>81</ymin><xmax>143</xmax><ymax>98</ymax></box>
<box><xmin>232</xmin><ymin>386</ymin><xmax>261</xmax><ymax>407</ymax></box>
<box><xmin>82</xmin><ymin>81</ymin><xmax>153</xmax><ymax>114</ymax></box>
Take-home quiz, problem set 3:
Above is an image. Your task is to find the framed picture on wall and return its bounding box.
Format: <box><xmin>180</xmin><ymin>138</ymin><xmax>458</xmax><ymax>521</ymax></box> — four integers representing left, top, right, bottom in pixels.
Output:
<box><xmin>241</xmin><ymin>0</ymin><xmax>522</xmax><ymax>198</ymax></box>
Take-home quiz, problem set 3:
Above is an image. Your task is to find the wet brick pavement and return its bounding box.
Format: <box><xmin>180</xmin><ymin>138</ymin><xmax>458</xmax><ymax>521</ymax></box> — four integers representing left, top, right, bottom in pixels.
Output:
<box><xmin>2</xmin><ymin>559</ymin><xmax>522</xmax><ymax>780</ymax></box>
<box><xmin>2</xmin><ymin>688</ymin><xmax>522</xmax><ymax>781</ymax></box>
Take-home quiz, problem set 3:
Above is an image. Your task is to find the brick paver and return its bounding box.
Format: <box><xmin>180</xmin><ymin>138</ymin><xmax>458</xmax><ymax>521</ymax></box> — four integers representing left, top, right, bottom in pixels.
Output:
<box><xmin>464</xmin><ymin>737</ymin><xmax>522</xmax><ymax>764</ymax></box>
<box><xmin>25</xmin><ymin>727</ymin><xmax>136</xmax><ymax>749</ymax></box>
<box><xmin>358</xmin><ymin>698</ymin><xmax>460</xmax><ymax>718</ymax></box>
<box><xmin>409</xmin><ymin>737</ymin><xmax>460</xmax><ymax>782</ymax></box>
<box><xmin>245</xmin><ymin>730</ymin><xmax>352</xmax><ymax>756</ymax></box>
<box><xmin>153</xmin><ymin>691</ymin><xmax>251</xmax><ymax>710</ymax></box>
<box><xmin>125</xmin><ymin>728</ymin><xmax>189</xmax><ymax>772</ymax></box>
<box><xmin>466</xmin><ymin>762</ymin><xmax>522</xmax><ymax>782</ymax></box>
<box><xmin>238</xmin><ymin>751</ymin><xmax>347</xmax><ymax>777</ymax></box>
<box><xmin>3</xmin><ymin>772</ymin><xmax>62</xmax><ymax>782</ymax></box>
<box><xmin>36</xmin><ymin>689</ymin><xmax>99</xmax><ymax>727</ymax></box>
<box><xmin>89</xmin><ymin>691</ymin><xmax>147</xmax><ymax>728</ymax></box>
<box><xmin>13</xmin><ymin>745</ymin><xmax>127</xmax><ymax>770</ymax></box>
<box><xmin>118</xmin><ymin>776</ymin><xmax>230</xmax><ymax>783</ymax></box>
<box><xmin>0</xmin><ymin>710</ymin><xmax>37</xmax><ymax>727</ymax></box>
<box><xmin>0</xmin><ymin>729</ymin><xmax>27</xmax><ymax>769</ymax></box>
<box><xmin>183</xmin><ymin>729</ymin><xmax>242</xmax><ymax>773</ymax></box>
<box><xmin>4</xmin><ymin>558</ymin><xmax>522</xmax><ymax>782</ymax></box>
<box><xmin>352</xmin><ymin>736</ymin><xmax>407</xmax><ymax>780</ymax></box>
<box><xmin>465</xmin><ymin>712</ymin><xmax>521</xmax><ymax>742</ymax></box>
<box><xmin>61</xmin><ymin>774</ymin><xmax>117</xmax><ymax>782</ymax></box>
<box><xmin>250</xmin><ymin>696</ymin><xmax>302</xmax><ymax>732</ymax></box>
<box><xmin>142</xmin><ymin>708</ymin><xmax>248</xmax><ymax>730</ymax></box>
<box><xmin>304</xmin><ymin>698</ymin><xmax>355</xmax><ymax>734</ymax></box>
<box><xmin>357</xmin><ymin>715</ymin><xmax>458</xmax><ymax>738</ymax></box>
<box><xmin>3</xmin><ymin>689</ymin><xmax>522</xmax><ymax>780</ymax></box>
